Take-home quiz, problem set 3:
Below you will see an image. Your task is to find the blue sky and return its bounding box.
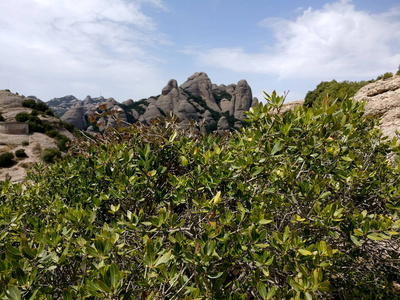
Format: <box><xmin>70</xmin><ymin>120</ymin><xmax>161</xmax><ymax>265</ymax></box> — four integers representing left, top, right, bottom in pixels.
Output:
<box><xmin>0</xmin><ymin>0</ymin><xmax>399</xmax><ymax>103</ymax></box>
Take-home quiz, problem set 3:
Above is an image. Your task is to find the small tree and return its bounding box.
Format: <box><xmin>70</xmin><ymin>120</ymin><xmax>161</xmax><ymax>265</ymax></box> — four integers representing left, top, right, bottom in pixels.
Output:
<box><xmin>0</xmin><ymin>152</ymin><xmax>14</xmax><ymax>167</ymax></box>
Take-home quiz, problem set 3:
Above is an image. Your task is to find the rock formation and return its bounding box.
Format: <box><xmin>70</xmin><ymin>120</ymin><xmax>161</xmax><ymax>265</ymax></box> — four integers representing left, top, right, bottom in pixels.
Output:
<box><xmin>354</xmin><ymin>75</ymin><xmax>400</xmax><ymax>138</ymax></box>
<box><xmin>60</xmin><ymin>104</ymin><xmax>87</xmax><ymax>130</ymax></box>
<box><xmin>49</xmin><ymin>72</ymin><xmax>258</xmax><ymax>133</ymax></box>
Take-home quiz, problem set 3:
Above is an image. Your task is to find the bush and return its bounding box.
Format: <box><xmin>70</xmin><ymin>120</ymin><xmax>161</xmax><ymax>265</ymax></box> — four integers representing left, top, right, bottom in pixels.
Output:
<box><xmin>15</xmin><ymin>149</ymin><xmax>27</xmax><ymax>158</ymax></box>
<box><xmin>376</xmin><ymin>72</ymin><xmax>394</xmax><ymax>81</ymax></box>
<box><xmin>45</xmin><ymin>109</ymin><xmax>54</xmax><ymax>116</ymax></box>
<box><xmin>30</xmin><ymin>109</ymin><xmax>38</xmax><ymax>116</ymax></box>
<box><xmin>35</xmin><ymin>101</ymin><xmax>50</xmax><ymax>112</ymax></box>
<box><xmin>0</xmin><ymin>112</ymin><xmax>4</xmax><ymax>122</ymax></box>
<box><xmin>304</xmin><ymin>79</ymin><xmax>369</xmax><ymax>107</ymax></box>
<box><xmin>0</xmin><ymin>152</ymin><xmax>14</xmax><ymax>167</ymax></box>
<box><xmin>21</xmin><ymin>99</ymin><xmax>37</xmax><ymax>109</ymax></box>
<box><xmin>22</xmin><ymin>141</ymin><xmax>29</xmax><ymax>146</ymax></box>
<box><xmin>1</xmin><ymin>95</ymin><xmax>400</xmax><ymax>299</ymax></box>
<box><xmin>41</xmin><ymin>148</ymin><xmax>61</xmax><ymax>163</ymax></box>
<box><xmin>15</xmin><ymin>112</ymin><xmax>30</xmax><ymax>122</ymax></box>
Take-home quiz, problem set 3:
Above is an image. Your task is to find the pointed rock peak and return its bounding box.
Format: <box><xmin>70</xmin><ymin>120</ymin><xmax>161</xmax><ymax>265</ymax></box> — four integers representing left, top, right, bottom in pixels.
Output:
<box><xmin>186</xmin><ymin>72</ymin><xmax>210</xmax><ymax>81</ymax></box>
<box><xmin>162</xmin><ymin>79</ymin><xmax>179</xmax><ymax>95</ymax></box>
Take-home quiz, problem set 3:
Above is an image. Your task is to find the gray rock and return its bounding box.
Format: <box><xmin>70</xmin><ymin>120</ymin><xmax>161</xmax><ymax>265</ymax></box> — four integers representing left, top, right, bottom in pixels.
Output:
<box><xmin>61</xmin><ymin>104</ymin><xmax>87</xmax><ymax>130</ymax></box>
<box><xmin>142</xmin><ymin>103</ymin><xmax>161</xmax><ymax>124</ymax></box>
<box><xmin>220</xmin><ymin>98</ymin><xmax>233</xmax><ymax>114</ymax></box>
<box><xmin>180</xmin><ymin>72</ymin><xmax>221</xmax><ymax>112</ymax></box>
<box><xmin>156</xmin><ymin>79</ymin><xmax>180</xmax><ymax>114</ymax></box>
<box><xmin>217</xmin><ymin>116</ymin><xmax>230</xmax><ymax>134</ymax></box>
<box><xmin>234</xmin><ymin>80</ymin><xmax>253</xmax><ymax>119</ymax></box>
<box><xmin>251</xmin><ymin>97</ymin><xmax>259</xmax><ymax>108</ymax></box>
<box><xmin>123</xmin><ymin>99</ymin><xmax>134</xmax><ymax>106</ymax></box>
<box><xmin>354</xmin><ymin>75</ymin><xmax>400</xmax><ymax>138</ymax></box>
<box><xmin>176</xmin><ymin>100</ymin><xmax>199</xmax><ymax>122</ymax></box>
<box><xmin>203</xmin><ymin>110</ymin><xmax>216</xmax><ymax>125</ymax></box>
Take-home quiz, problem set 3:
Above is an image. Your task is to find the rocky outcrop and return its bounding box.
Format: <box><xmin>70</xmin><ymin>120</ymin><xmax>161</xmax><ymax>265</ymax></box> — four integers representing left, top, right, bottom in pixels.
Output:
<box><xmin>0</xmin><ymin>90</ymin><xmax>26</xmax><ymax>108</ymax></box>
<box><xmin>233</xmin><ymin>80</ymin><xmax>253</xmax><ymax>119</ymax></box>
<box><xmin>51</xmin><ymin>72</ymin><xmax>256</xmax><ymax>133</ymax></box>
<box><xmin>60</xmin><ymin>104</ymin><xmax>87</xmax><ymax>130</ymax></box>
<box><xmin>354</xmin><ymin>75</ymin><xmax>400</xmax><ymax>138</ymax></box>
<box><xmin>180</xmin><ymin>72</ymin><xmax>221</xmax><ymax>112</ymax></box>
<box><xmin>217</xmin><ymin>116</ymin><xmax>230</xmax><ymax>134</ymax></box>
<box><xmin>156</xmin><ymin>79</ymin><xmax>181</xmax><ymax>114</ymax></box>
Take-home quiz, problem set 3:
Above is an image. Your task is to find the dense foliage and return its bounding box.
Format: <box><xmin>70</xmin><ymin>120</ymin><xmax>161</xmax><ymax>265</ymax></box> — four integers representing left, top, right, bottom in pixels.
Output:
<box><xmin>0</xmin><ymin>152</ymin><xmax>14</xmax><ymax>167</ymax></box>
<box><xmin>304</xmin><ymin>80</ymin><xmax>369</xmax><ymax>107</ymax></box>
<box><xmin>1</xmin><ymin>94</ymin><xmax>400</xmax><ymax>299</ymax></box>
<box><xmin>14</xmin><ymin>149</ymin><xmax>27</xmax><ymax>159</ymax></box>
<box><xmin>14</xmin><ymin>112</ymin><xmax>71</xmax><ymax>151</ymax></box>
<box><xmin>22</xmin><ymin>99</ymin><xmax>53</xmax><ymax>115</ymax></box>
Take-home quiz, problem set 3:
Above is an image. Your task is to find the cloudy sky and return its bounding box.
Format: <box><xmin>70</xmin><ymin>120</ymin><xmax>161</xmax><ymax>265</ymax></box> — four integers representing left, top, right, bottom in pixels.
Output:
<box><xmin>1</xmin><ymin>0</ymin><xmax>399</xmax><ymax>103</ymax></box>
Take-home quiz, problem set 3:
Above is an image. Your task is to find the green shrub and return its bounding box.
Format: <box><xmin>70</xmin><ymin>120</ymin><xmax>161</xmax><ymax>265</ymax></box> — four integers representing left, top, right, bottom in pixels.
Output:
<box><xmin>0</xmin><ymin>152</ymin><xmax>14</xmax><ymax>167</ymax></box>
<box><xmin>35</xmin><ymin>101</ymin><xmax>50</xmax><ymax>112</ymax></box>
<box><xmin>41</xmin><ymin>148</ymin><xmax>61</xmax><ymax>163</ymax></box>
<box><xmin>45</xmin><ymin>109</ymin><xmax>54</xmax><ymax>116</ymax></box>
<box><xmin>30</xmin><ymin>109</ymin><xmax>38</xmax><ymax>116</ymax></box>
<box><xmin>22</xmin><ymin>141</ymin><xmax>29</xmax><ymax>146</ymax></box>
<box><xmin>1</xmin><ymin>95</ymin><xmax>400</xmax><ymax>299</ymax></box>
<box><xmin>0</xmin><ymin>112</ymin><xmax>4</xmax><ymax>121</ymax></box>
<box><xmin>15</xmin><ymin>149</ymin><xmax>27</xmax><ymax>158</ymax></box>
<box><xmin>304</xmin><ymin>79</ymin><xmax>369</xmax><ymax>107</ymax></box>
<box><xmin>15</xmin><ymin>112</ymin><xmax>30</xmax><ymax>122</ymax></box>
<box><xmin>21</xmin><ymin>99</ymin><xmax>37</xmax><ymax>109</ymax></box>
<box><xmin>376</xmin><ymin>72</ymin><xmax>394</xmax><ymax>81</ymax></box>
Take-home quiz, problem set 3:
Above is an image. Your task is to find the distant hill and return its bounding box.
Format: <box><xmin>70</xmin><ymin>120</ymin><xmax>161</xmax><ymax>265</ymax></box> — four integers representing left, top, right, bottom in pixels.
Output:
<box><xmin>0</xmin><ymin>90</ymin><xmax>79</xmax><ymax>182</ymax></box>
<box><xmin>48</xmin><ymin>72</ymin><xmax>259</xmax><ymax>135</ymax></box>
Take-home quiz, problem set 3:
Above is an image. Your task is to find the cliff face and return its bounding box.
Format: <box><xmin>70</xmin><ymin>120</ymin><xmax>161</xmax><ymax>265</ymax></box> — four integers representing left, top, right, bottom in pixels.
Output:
<box><xmin>354</xmin><ymin>75</ymin><xmax>400</xmax><ymax>138</ymax></box>
<box><xmin>53</xmin><ymin>72</ymin><xmax>258</xmax><ymax>134</ymax></box>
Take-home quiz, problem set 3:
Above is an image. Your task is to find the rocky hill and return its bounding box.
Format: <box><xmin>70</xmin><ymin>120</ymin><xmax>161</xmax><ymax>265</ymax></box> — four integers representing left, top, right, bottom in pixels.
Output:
<box><xmin>0</xmin><ymin>90</ymin><xmax>77</xmax><ymax>183</ymax></box>
<box><xmin>354</xmin><ymin>74</ymin><xmax>400</xmax><ymax>138</ymax></box>
<box><xmin>50</xmin><ymin>72</ymin><xmax>259</xmax><ymax>134</ymax></box>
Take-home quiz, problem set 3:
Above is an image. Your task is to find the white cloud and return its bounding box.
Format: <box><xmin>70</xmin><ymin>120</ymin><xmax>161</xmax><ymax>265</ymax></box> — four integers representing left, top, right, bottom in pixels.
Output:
<box><xmin>196</xmin><ymin>0</ymin><xmax>400</xmax><ymax>81</ymax></box>
<box><xmin>0</xmin><ymin>0</ymin><xmax>168</xmax><ymax>100</ymax></box>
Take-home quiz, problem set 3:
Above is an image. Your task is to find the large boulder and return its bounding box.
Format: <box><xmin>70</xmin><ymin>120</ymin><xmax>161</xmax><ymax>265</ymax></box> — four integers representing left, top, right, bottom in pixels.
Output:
<box><xmin>220</xmin><ymin>98</ymin><xmax>233</xmax><ymax>114</ymax></box>
<box><xmin>234</xmin><ymin>80</ymin><xmax>253</xmax><ymax>119</ymax></box>
<box><xmin>180</xmin><ymin>72</ymin><xmax>221</xmax><ymax>112</ymax></box>
<box><xmin>354</xmin><ymin>75</ymin><xmax>400</xmax><ymax>138</ymax></box>
<box><xmin>217</xmin><ymin>116</ymin><xmax>230</xmax><ymax>134</ymax></box>
<box><xmin>141</xmin><ymin>103</ymin><xmax>161</xmax><ymax>124</ymax></box>
<box><xmin>156</xmin><ymin>79</ymin><xmax>181</xmax><ymax>114</ymax></box>
<box><xmin>60</xmin><ymin>104</ymin><xmax>87</xmax><ymax>130</ymax></box>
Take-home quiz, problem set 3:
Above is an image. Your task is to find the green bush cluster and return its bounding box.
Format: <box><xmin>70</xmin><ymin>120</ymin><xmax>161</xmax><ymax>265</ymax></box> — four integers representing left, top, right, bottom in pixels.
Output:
<box><xmin>376</xmin><ymin>72</ymin><xmax>394</xmax><ymax>81</ymax></box>
<box><xmin>41</xmin><ymin>148</ymin><xmax>62</xmax><ymax>163</ymax></box>
<box><xmin>15</xmin><ymin>112</ymin><xmax>70</xmax><ymax>150</ymax></box>
<box><xmin>304</xmin><ymin>80</ymin><xmax>369</xmax><ymax>107</ymax></box>
<box><xmin>21</xmin><ymin>99</ymin><xmax>52</xmax><ymax>114</ymax></box>
<box><xmin>0</xmin><ymin>152</ymin><xmax>14</xmax><ymax>167</ymax></box>
<box><xmin>1</xmin><ymin>94</ymin><xmax>400</xmax><ymax>299</ymax></box>
<box><xmin>15</xmin><ymin>149</ymin><xmax>27</xmax><ymax>158</ymax></box>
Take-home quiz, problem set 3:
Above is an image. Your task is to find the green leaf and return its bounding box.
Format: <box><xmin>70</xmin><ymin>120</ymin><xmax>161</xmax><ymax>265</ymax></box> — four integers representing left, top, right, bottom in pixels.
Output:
<box><xmin>155</xmin><ymin>250</ymin><xmax>171</xmax><ymax>267</ymax></box>
<box><xmin>258</xmin><ymin>219</ymin><xmax>273</xmax><ymax>225</ymax></box>
<box><xmin>271</xmin><ymin>141</ymin><xmax>282</xmax><ymax>155</ymax></box>
<box><xmin>110</xmin><ymin>263</ymin><xmax>120</xmax><ymax>288</ymax></box>
<box><xmin>298</xmin><ymin>249</ymin><xmax>313</xmax><ymax>256</ymax></box>
<box><xmin>353</xmin><ymin>229</ymin><xmax>363</xmax><ymax>236</ymax></box>
<box><xmin>367</xmin><ymin>233</ymin><xmax>383</xmax><ymax>241</ymax></box>
<box><xmin>350</xmin><ymin>235</ymin><xmax>362</xmax><ymax>246</ymax></box>
<box><xmin>257</xmin><ymin>282</ymin><xmax>268</xmax><ymax>299</ymax></box>
<box><xmin>207</xmin><ymin>272</ymin><xmax>224</xmax><ymax>279</ymax></box>
<box><xmin>267</xmin><ymin>286</ymin><xmax>277</xmax><ymax>299</ymax></box>
<box><xmin>6</xmin><ymin>286</ymin><xmax>21</xmax><ymax>300</ymax></box>
<box><xmin>212</xmin><ymin>191</ymin><xmax>222</xmax><ymax>205</ymax></box>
